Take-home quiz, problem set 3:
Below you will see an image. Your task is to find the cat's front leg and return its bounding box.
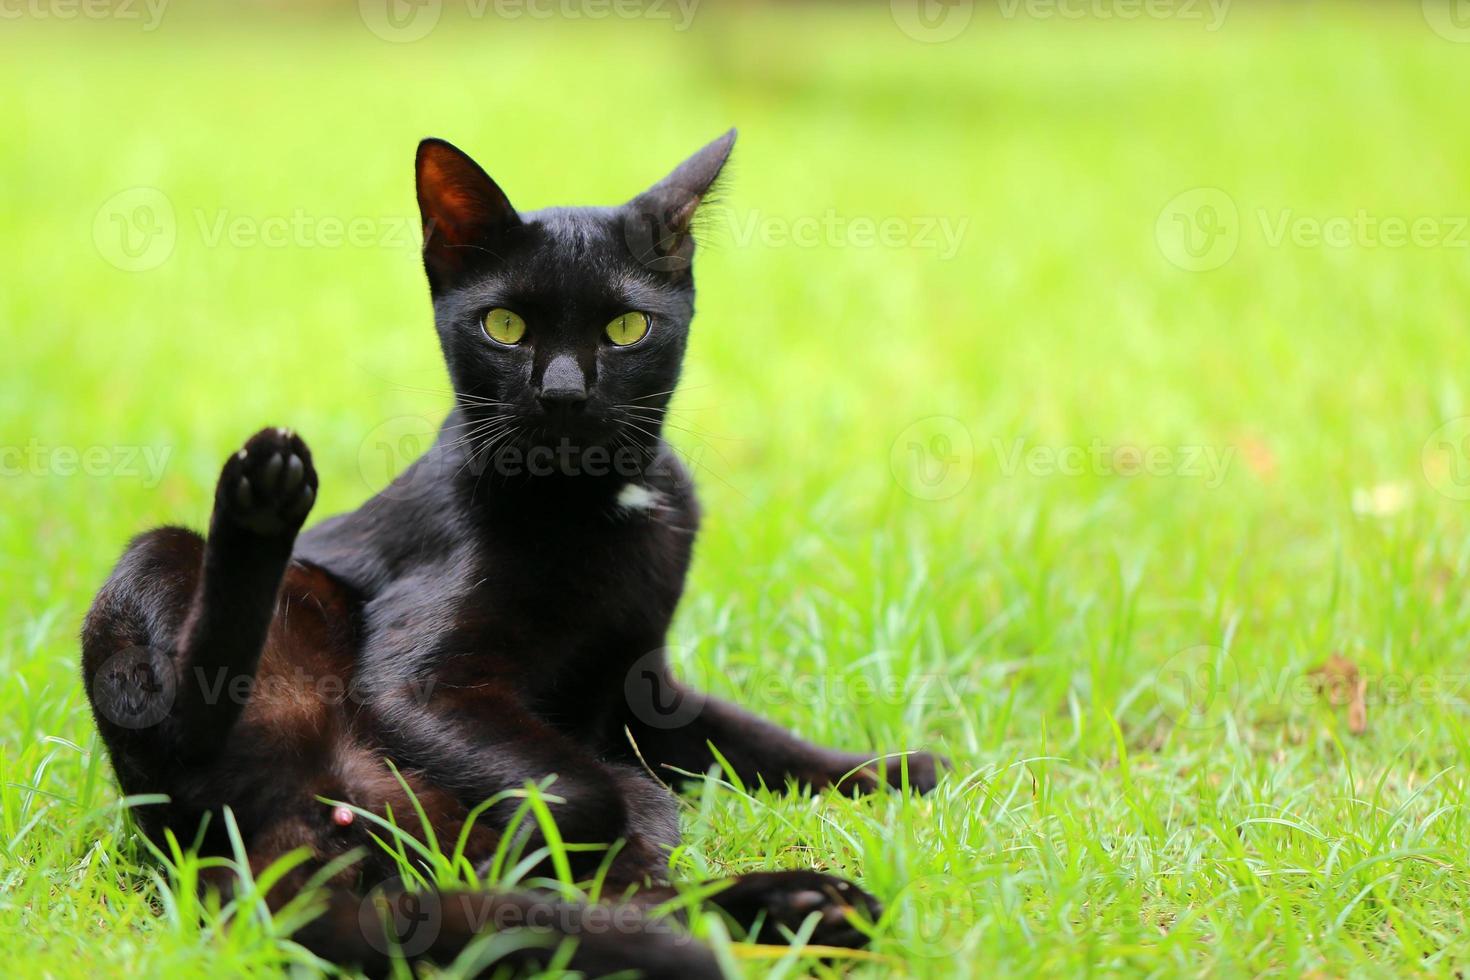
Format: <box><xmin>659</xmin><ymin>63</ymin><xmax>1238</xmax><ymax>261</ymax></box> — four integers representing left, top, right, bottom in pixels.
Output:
<box><xmin>623</xmin><ymin>673</ymin><xmax>948</xmax><ymax>795</ymax></box>
<box><xmin>172</xmin><ymin>427</ymin><xmax>318</xmax><ymax>752</ymax></box>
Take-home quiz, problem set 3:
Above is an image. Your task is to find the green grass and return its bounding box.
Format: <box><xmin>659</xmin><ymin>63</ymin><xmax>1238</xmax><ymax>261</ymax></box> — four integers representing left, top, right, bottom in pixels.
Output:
<box><xmin>5</xmin><ymin>1</ymin><xmax>1470</xmax><ymax>976</ymax></box>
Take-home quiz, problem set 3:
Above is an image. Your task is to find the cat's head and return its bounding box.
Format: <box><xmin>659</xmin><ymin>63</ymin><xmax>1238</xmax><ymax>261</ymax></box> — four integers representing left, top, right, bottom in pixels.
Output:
<box><xmin>413</xmin><ymin>131</ymin><xmax>734</xmax><ymax>477</ymax></box>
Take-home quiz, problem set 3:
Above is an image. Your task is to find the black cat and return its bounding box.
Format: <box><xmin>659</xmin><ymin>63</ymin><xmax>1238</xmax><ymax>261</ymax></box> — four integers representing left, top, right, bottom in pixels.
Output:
<box><xmin>81</xmin><ymin>131</ymin><xmax>946</xmax><ymax>977</ymax></box>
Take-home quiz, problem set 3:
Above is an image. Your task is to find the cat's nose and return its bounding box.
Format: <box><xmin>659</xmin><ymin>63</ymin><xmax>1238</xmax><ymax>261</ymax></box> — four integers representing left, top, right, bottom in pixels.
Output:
<box><xmin>538</xmin><ymin>387</ymin><xmax>588</xmax><ymax>413</ymax></box>
<box><xmin>537</xmin><ymin>353</ymin><xmax>588</xmax><ymax>413</ymax></box>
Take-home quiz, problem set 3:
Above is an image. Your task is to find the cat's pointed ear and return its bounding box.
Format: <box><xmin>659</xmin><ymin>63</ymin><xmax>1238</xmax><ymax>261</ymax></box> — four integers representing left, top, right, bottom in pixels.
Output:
<box><xmin>623</xmin><ymin>128</ymin><xmax>735</xmax><ymax>273</ymax></box>
<box><xmin>416</xmin><ymin>138</ymin><xmax>520</xmax><ymax>290</ymax></box>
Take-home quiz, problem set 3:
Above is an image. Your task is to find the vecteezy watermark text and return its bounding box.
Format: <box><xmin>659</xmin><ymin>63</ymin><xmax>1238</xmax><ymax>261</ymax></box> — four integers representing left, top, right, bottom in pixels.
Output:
<box><xmin>996</xmin><ymin>0</ymin><xmax>1228</xmax><ymax>28</ymax></box>
<box><xmin>358</xmin><ymin>882</ymin><xmax>692</xmax><ymax>959</ymax></box>
<box><xmin>91</xmin><ymin>647</ymin><xmax>441</xmax><ymax>730</ymax></box>
<box><xmin>889</xmin><ymin>0</ymin><xmax>1229</xmax><ymax>43</ymax></box>
<box><xmin>714</xmin><ymin>207</ymin><xmax>970</xmax><ymax>260</ymax></box>
<box><xmin>993</xmin><ymin>437</ymin><xmax>1235</xmax><ymax>488</ymax></box>
<box><xmin>0</xmin><ymin>0</ymin><xmax>167</xmax><ymax>30</ymax></box>
<box><xmin>889</xmin><ymin>420</ymin><xmax>1235</xmax><ymax>500</ymax></box>
<box><xmin>358</xmin><ymin>416</ymin><xmax>707</xmax><ymax>503</ymax></box>
<box><xmin>195</xmin><ymin>209</ymin><xmax>418</xmax><ymax>251</ymax></box>
<box><xmin>1</xmin><ymin>440</ymin><xmax>171</xmax><ymax>487</ymax></box>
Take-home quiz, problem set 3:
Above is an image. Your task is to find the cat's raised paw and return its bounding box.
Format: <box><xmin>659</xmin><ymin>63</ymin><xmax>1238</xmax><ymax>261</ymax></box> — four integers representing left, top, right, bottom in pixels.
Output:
<box><xmin>217</xmin><ymin>427</ymin><xmax>318</xmax><ymax>536</ymax></box>
<box><xmin>707</xmin><ymin>870</ymin><xmax>881</xmax><ymax>949</ymax></box>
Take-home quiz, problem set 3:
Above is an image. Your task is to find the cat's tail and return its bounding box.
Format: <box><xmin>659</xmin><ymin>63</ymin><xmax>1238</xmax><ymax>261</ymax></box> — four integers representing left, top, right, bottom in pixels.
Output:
<box><xmin>290</xmin><ymin>882</ymin><xmax>723</xmax><ymax>979</ymax></box>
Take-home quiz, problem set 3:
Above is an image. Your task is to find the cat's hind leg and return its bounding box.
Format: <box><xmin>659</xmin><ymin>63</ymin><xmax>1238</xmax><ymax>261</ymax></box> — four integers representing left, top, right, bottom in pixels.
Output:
<box><xmin>625</xmin><ymin>680</ymin><xmax>948</xmax><ymax>795</ymax></box>
<box><xmin>82</xmin><ymin>427</ymin><xmax>318</xmax><ymax>774</ymax></box>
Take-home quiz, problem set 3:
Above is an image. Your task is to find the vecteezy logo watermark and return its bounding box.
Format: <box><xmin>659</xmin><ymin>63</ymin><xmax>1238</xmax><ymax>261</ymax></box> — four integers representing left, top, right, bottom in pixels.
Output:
<box><xmin>357</xmin><ymin>416</ymin><xmax>443</xmax><ymax>501</ymax></box>
<box><xmin>1156</xmin><ymin>188</ymin><xmax>1239</xmax><ymax>272</ymax></box>
<box><xmin>0</xmin><ymin>440</ymin><xmax>172</xmax><ymax>487</ymax></box>
<box><xmin>992</xmin><ymin>438</ymin><xmax>1235</xmax><ymax>488</ymax></box>
<box><xmin>1422</xmin><ymin>417</ymin><xmax>1470</xmax><ymax>501</ymax></box>
<box><xmin>623</xmin><ymin>648</ymin><xmax>710</xmax><ymax>730</ymax></box>
<box><xmin>0</xmin><ymin>0</ymin><xmax>168</xmax><ymax>30</ymax></box>
<box><xmin>889</xmin><ymin>873</ymin><xmax>980</xmax><ymax>957</ymax></box>
<box><xmin>359</xmin><ymin>0</ymin><xmax>699</xmax><ymax>42</ymax></box>
<box><xmin>360</xmin><ymin>882</ymin><xmax>444</xmax><ymax>958</ymax></box>
<box><xmin>621</xmin><ymin>185</ymin><xmax>697</xmax><ymax>274</ymax></box>
<box><xmin>891</xmin><ymin>416</ymin><xmax>975</xmax><ymax>501</ymax></box>
<box><xmin>1256</xmin><ymin>210</ymin><xmax>1470</xmax><ymax>250</ymax></box>
<box><xmin>1422</xmin><ymin>0</ymin><xmax>1470</xmax><ymax>42</ymax></box>
<box><xmin>1154</xmin><ymin>644</ymin><xmax>1241</xmax><ymax>731</ymax></box>
<box><xmin>91</xmin><ymin>646</ymin><xmax>177</xmax><ymax>730</ymax></box>
<box><xmin>94</xmin><ymin>187</ymin><xmax>177</xmax><ymax>273</ymax></box>
<box><xmin>890</xmin><ymin>0</ymin><xmax>973</xmax><ymax>43</ymax></box>
<box><xmin>358</xmin><ymin>0</ymin><xmax>442</xmax><ymax>42</ymax></box>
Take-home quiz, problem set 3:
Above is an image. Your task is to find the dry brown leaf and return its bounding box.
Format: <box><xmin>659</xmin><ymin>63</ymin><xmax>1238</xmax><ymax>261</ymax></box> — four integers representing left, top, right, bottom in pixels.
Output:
<box><xmin>1308</xmin><ymin>653</ymin><xmax>1368</xmax><ymax>736</ymax></box>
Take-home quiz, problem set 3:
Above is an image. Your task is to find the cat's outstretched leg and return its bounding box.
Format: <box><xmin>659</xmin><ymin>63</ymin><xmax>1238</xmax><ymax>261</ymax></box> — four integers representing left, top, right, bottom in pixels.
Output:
<box><xmin>83</xmin><ymin>427</ymin><xmax>317</xmax><ymax>767</ymax></box>
<box><xmin>624</xmin><ymin>674</ymin><xmax>947</xmax><ymax>795</ymax></box>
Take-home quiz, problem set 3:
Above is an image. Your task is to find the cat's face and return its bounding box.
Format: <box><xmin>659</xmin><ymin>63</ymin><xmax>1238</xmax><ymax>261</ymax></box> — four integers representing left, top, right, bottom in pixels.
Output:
<box><xmin>414</xmin><ymin>132</ymin><xmax>733</xmax><ymax>473</ymax></box>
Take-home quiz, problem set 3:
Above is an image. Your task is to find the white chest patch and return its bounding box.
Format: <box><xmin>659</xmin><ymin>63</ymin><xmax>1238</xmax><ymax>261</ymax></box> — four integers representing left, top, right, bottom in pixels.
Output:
<box><xmin>617</xmin><ymin>482</ymin><xmax>662</xmax><ymax>512</ymax></box>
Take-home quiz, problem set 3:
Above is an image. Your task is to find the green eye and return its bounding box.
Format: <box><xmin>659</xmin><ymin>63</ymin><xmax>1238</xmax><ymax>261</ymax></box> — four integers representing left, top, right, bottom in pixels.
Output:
<box><xmin>605</xmin><ymin>312</ymin><xmax>650</xmax><ymax>347</ymax></box>
<box><xmin>483</xmin><ymin>308</ymin><xmax>526</xmax><ymax>346</ymax></box>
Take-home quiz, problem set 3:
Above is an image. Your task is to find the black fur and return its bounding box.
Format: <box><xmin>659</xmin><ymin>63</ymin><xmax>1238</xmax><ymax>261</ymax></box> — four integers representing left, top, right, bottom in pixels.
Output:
<box><xmin>81</xmin><ymin>131</ymin><xmax>946</xmax><ymax>976</ymax></box>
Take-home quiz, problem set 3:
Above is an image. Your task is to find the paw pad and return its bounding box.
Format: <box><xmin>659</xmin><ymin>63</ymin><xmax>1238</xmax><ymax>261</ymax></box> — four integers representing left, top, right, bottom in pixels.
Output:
<box><xmin>219</xmin><ymin>427</ymin><xmax>318</xmax><ymax>536</ymax></box>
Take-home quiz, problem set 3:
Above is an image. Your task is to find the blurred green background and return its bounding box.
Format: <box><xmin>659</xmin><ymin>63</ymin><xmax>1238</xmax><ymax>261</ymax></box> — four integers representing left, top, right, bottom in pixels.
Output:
<box><xmin>5</xmin><ymin>1</ymin><xmax>1470</xmax><ymax>976</ymax></box>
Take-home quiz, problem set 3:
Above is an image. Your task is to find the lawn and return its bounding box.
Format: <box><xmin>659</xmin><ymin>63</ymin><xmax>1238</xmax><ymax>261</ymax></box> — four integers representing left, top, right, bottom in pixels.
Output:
<box><xmin>4</xmin><ymin>1</ymin><xmax>1470</xmax><ymax>976</ymax></box>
